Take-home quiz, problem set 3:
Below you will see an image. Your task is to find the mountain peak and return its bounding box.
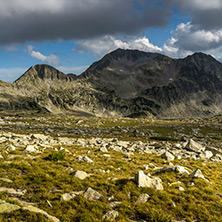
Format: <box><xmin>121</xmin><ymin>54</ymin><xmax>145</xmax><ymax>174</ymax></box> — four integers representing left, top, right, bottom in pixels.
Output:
<box><xmin>14</xmin><ymin>64</ymin><xmax>76</xmax><ymax>83</ymax></box>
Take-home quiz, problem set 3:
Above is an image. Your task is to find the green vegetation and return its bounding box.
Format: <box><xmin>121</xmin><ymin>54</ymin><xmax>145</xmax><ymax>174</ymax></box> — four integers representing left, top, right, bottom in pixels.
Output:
<box><xmin>0</xmin><ymin>111</ymin><xmax>222</xmax><ymax>221</ymax></box>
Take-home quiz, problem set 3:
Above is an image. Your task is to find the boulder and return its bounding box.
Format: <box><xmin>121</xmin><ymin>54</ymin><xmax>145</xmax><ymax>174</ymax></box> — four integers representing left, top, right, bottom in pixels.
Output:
<box><xmin>161</xmin><ymin>151</ymin><xmax>175</xmax><ymax>161</ymax></box>
<box><xmin>189</xmin><ymin>169</ymin><xmax>207</xmax><ymax>180</ymax></box>
<box><xmin>135</xmin><ymin>171</ymin><xmax>163</xmax><ymax>190</ymax></box>
<box><xmin>71</xmin><ymin>170</ymin><xmax>89</xmax><ymax>180</ymax></box>
<box><xmin>22</xmin><ymin>206</ymin><xmax>60</xmax><ymax>222</ymax></box>
<box><xmin>83</xmin><ymin>187</ymin><xmax>103</xmax><ymax>201</ymax></box>
<box><xmin>24</xmin><ymin>145</ymin><xmax>38</xmax><ymax>153</ymax></box>
<box><xmin>0</xmin><ymin>187</ymin><xmax>26</xmax><ymax>196</ymax></box>
<box><xmin>0</xmin><ymin>202</ymin><xmax>21</xmax><ymax>213</ymax></box>
<box><xmin>185</xmin><ymin>139</ymin><xmax>205</xmax><ymax>153</ymax></box>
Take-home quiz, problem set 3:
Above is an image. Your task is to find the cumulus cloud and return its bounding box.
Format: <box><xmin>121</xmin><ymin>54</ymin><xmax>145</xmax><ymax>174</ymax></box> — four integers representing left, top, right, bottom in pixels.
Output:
<box><xmin>27</xmin><ymin>45</ymin><xmax>60</xmax><ymax>66</ymax></box>
<box><xmin>162</xmin><ymin>22</ymin><xmax>222</xmax><ymax>58</ymax></box>
<box><xmin>0</xmin><ymin>0</ymin><xmax>171</xmax><ymax>45</ymax></box>
<box><xmin>76</xmin><ymin>35</ymin><xmax>162</xmax><ymax>56</ymax></box>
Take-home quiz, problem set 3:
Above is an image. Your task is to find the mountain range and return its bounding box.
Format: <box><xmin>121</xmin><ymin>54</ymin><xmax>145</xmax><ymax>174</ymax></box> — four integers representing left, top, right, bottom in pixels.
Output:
<box><xmin>1</xmin><ymin>48</ymin><xmax>222</xmax><ymax>118</ymax></box>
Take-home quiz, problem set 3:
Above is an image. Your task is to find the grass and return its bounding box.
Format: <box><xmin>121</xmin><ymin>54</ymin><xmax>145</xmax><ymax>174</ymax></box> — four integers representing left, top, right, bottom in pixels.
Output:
<box><xmin>0</xmin><ymin>112</ymin><xmax>222</xmax><ymax>221</ymax></box>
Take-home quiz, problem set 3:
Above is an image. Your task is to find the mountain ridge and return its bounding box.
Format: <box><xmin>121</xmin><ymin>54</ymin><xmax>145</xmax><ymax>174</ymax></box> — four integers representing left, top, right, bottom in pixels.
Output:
<box><xmin>1</xmin><ymin>49</ymin><xmax>222</xmax><ymax>118</ymax></box>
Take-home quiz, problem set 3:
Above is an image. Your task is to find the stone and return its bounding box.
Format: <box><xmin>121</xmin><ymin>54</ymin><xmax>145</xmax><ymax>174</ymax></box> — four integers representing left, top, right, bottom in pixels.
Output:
<box><xmin>22</xmin><ymin>206</ymin><xmax>60</xmax><ymax>222</ymax></box>
<box><xmin>177</xmin><ymin>186</ymin><xmax>185</xmax><ymax>191</ymax></box>
<box><xmin>174</xmin><ymin>166</ymin><xmax>190</xmax><ymax>175</ymax></box>
<box><xmin>108</xmin><ymin>201</ymin><xmax>122</xmax><ymax>208</ymax></box>
<box><xmin>204</xmin><ymin>150</ymin><xmax>214</xmax><ymax>159</ymax></box>
<box><xmin>60</xmin><ymin>191</ymin><xmax>83</xmax><ymax>202</ymax></box>
<box><xmin>0</xmin><ymin>178</ymin><xmax>13</xmax><ymax>183</ymax></box>
<box><xmin>185</xmin><ymin>139</ymin><xmax>205</xmax><ymax>153</ymax></box>
<box><xmin>154</xmin><ymin>165</ymin><xmax>189</xmax><ymax>175</ymax></box>
<box><xmin>61</xmin><ymin>193</ymin><xmax>76</xmax><ymax>202</ymax></box>
<box><xmin>136</xmin><ymin>193</ymin><xmax>150</xmax><ymax>204</ymax></box>
<box><xmin>102</xmin><ymin>210</ymin><xmax>119</xmax><ymax>221</ymax></box>
<box><xmin>5</xmin><ymin>144</ymin><xmax>16</xmax><ymax>152</ymax></box>
<box><xmin>161</xmin><ymin>151</ymin><xmax>175</xmax><ymax>161</ymax></box>
<box><xmin>76</xmin><ymin>155</ymin><xmax>93</xmax><ymax>163</ymax></box>
<box><xmin>83</xmin><ymin>187</ymin><xmax>103</xmax><ymax>201</ymax></box>
<box><xmin>82</xmin><ymin>156</ymin><xmax>93</xmax><ymax>163</ymax></box>
<box><xmin>25</xmin><ymin>145</ymin><xmax>38</xmax><ymax>153</ymax></box>
<box><xmin>0</xmin><ymin>202</ymin><xmax>21</xmax><ymax>213</ymax></box>
<box><xmin>100</xmin><ymin>147</ymin><xmax>108</xmax><ymax>152</ymax></box>
<box><xmin>135</xmin><ymin>171</ymin><xmax>163</xmax><ymax>190</ymax></box>
<box><xmin>71</xmin><ymin>170</ymin><xmax>89</xmax><ymax>180</ymax></box>
<box><xmin>189</xmin><ymin>169</ymin><xmax>207</xmax><ymax>180</ymax></box>
<box><xmin>0</xmin><ymin>187</ymin><xmax>26</xmax><ymax>196</ymax></box>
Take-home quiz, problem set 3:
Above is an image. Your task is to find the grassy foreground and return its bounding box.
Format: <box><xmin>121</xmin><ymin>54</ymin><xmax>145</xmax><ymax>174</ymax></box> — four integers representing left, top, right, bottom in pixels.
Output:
<box><xmin>0</xmin><ymin>112</ymin><xmax>222</xmax><ymax>221</ymax></box>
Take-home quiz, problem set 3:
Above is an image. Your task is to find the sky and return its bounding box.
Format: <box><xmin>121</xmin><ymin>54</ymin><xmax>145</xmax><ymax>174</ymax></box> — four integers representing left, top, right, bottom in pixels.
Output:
<box><xmin>1</xmin><ymin>0</ymin><xmax>222</xmax><ymax>82</ymax></box>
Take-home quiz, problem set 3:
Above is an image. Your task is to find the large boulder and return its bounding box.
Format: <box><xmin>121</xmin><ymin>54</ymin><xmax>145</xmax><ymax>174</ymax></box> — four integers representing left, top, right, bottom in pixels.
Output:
<box><xmin>185</xmin><ymin>139</ymin><xmax>205</xmax><ymax>153</ymax></box>
<box><xmin>135</xmin><ymin>171</ymin><xmax>163</xmax><ymax>190</ymax></box>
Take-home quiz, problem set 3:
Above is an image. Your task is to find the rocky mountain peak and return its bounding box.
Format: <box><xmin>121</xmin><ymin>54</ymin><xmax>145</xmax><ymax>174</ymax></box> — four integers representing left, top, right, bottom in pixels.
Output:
<box><xmin>14</xmin><ymin>64</ymin><xmax>76</xmax><ymax>84</ymax></box>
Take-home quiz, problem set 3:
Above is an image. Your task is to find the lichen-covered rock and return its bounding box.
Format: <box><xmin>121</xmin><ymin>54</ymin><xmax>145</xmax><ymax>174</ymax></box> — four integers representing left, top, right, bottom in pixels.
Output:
<box><xmin>136</xmin><ymin>193</ymin><xmax>150</xmax><ymax>204</ymax></box>
<box><xmin>83</xmin><ymin>187</ymin><xmax>103</xmax><ymax>201</ymax></box>
<box><xmin>102</xmin><ymin>210</ymin><xmax>119</xmax><ymax>221</ymax></box>
<box><xmin>22</xmin><ymin>206</ymin><xmax>60</xmax><ymax>222</ymax></box>
<box><xmin>0</xmin><ymin>202</ymin><xmax>21</xmax><ymax>213</ymax></box>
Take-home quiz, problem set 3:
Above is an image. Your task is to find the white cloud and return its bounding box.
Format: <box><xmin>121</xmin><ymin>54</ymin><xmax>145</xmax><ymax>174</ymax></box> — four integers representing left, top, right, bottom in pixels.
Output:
<box><xmin>76</xmin><ymin>35</ymin><xmax>162</xmax><ymax>56</ymax></box>
<box><xmin>162</xmin><ymin>22</ymin><xmax>222</xmax><ymax>58</ymax></box>
<box><xmin>27</xmin><ymin>45</ymin><xmax>60</xmax><ymax>66</ymax></box>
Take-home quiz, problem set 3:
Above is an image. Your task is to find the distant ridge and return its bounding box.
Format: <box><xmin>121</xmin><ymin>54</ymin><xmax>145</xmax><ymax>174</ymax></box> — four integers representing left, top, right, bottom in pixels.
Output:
<box><xmin>1</xmin><ymin>49</ymin><xmax>222</xmax><ymax>118</ymax></box>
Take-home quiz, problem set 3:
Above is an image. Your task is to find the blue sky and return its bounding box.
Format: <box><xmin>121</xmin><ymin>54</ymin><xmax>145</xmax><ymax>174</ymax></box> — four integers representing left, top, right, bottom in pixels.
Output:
<box><xmin>1</xmin><ymin>0</ymin><xmax>222</xmax><ymax>82</ymax></box>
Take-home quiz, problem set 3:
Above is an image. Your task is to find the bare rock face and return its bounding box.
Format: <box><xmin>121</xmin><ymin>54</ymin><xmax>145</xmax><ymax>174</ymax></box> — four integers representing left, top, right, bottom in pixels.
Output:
<box><xmin>135</xmin><ymin>171</ymin><xmax>164</xmax><ymax>190</ymax></box>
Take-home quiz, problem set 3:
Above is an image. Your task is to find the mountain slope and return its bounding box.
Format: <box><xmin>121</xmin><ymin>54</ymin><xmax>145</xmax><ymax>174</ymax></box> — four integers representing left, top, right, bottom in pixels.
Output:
<box><xmin>1</xmin><ymin>49</ymin><xmax>222</xmax><ymax>118</ymax></box>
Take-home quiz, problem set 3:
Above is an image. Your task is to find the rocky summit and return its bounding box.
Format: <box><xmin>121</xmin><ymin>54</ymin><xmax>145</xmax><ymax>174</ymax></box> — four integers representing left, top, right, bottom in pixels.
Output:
<box><xmin>1</xmin><ymin>49</ymin><xmax>222</xmax><ymax>118</ymax></box>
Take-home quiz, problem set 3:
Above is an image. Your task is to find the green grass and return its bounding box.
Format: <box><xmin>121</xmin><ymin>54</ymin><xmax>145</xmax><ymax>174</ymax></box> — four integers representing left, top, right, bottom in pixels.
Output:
<box><xmin>0</xmin><ymin>112</ymin><xmax>222</xmax><ymax>221</ymax></box>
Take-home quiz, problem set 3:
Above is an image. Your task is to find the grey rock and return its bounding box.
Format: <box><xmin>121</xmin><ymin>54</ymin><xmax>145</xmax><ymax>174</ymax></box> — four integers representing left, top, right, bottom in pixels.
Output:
<box><xmin>102</xmin><ymin>210</ymin><xmax>119</xmax><ymax>221</ymax></box>
<box><xmin>161</xmin><ymin>151</ymin><xmax>175</xmax><ymax>161</ymax></box>
<box><xmin>189</xmin><ymin>169</ymin><xmax>207</xmax><ymax>180</ymax></box>
<box><xmin>71</xmin><ymin>170</ymin><xmax>89</xmax><ymax>180</ymax></box>
<box><xmin>0</xmin><ymin>202</ymin><xmax>21</xmax><ymax>213</ymax></box>
<box><xmin>135</xmin><ymin>171</ymin><xmax>163</xmax><ymax>190</ymax></box>
<box><xmin>83</xmin><ymin>187</ymin><xmax>103</xmax><ymax>201</ymax></box>
<box><xmin>185</xmin><ymin>139</ymin><xmax>205</xmax><ymax>153</ymax></box>
<box><xmin>136</xmin><ymin>193</ymin><xmax>150</xmax><ymax>204</ymax></box>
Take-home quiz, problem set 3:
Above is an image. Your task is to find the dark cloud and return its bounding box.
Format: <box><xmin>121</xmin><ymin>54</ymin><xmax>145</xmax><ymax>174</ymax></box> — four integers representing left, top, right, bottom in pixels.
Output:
<box><xmin>166</xmin><ymin>0</ymin><xmax>222</xmax><ymax>30</ymax></box>
<box><xmin>0</xmin><ymin>0</ymin><xmax>171</xmax><ymax>45</ymax></box>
